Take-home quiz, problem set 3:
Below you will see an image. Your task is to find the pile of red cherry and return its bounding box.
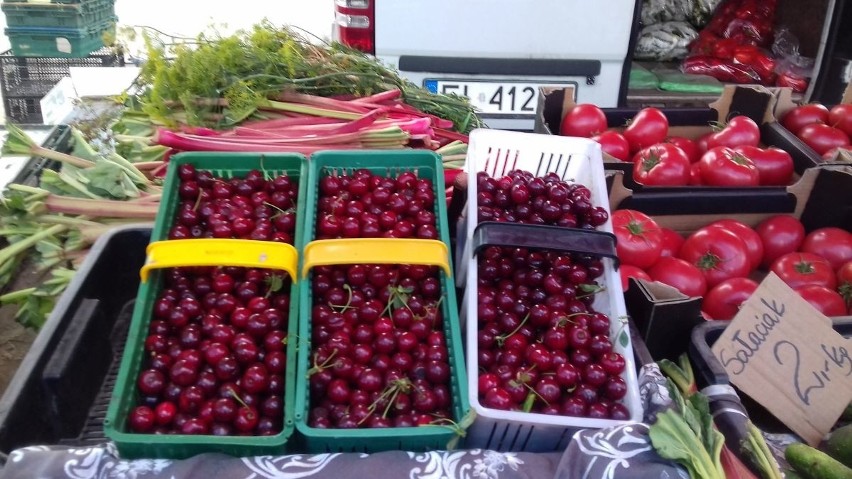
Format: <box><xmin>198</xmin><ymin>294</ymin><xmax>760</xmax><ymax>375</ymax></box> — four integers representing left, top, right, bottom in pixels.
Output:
<box><xmin>127</xmin><ymin>164</ymin><xmax>298</xmax><ymax>436</ymax></box>
<box><xmin>473</xmin><ymin>170</ymin><xmax>629</xmax><ymax>420</ymax></box>
<box><xmin>315</xmin><ymin>168</ymin><xmax>437</xmax><ymax>240</ymax></box>
<box><xmin>475</xmin><ymin>170</ymin><xmax>610</xmax><ymax>229</ymax></box>
<box><xmin>306</xmin><ymin>169</ymin><xmax>455</xmax><ymax>429</ymax></box>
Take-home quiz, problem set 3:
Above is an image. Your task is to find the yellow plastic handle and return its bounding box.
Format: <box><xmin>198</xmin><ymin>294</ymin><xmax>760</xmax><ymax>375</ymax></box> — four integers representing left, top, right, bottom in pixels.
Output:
<box><xmin>301</xmin><ymin>238</ymin><xmax>451</xmax><ymax>279</ymax></box>
<box><xmin>141</xmin><ymin>239</ymin><xmax>299</xmax><ymax>283</ymax></box>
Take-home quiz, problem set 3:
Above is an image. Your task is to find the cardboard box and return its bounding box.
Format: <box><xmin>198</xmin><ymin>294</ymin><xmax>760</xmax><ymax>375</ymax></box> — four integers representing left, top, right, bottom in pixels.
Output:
<box><xmin>624</xmin><ymin>278</ymin><xmax>703</xmax><ymax>362</ymax></box>
<box><xmin>771</xmin><ymin>83</ymin><xmax>852</xmax><ymax>165</ymax></box>
<box><xmin>39</xmin><ymin>66</ymin><xmax>140</xmax><ymax>125</ymax></box>
<box><xmin>535</xmin><ymin>84</ymin><xmax>821</xmax><ymax>191</ymax></box>
<box><xmin>610</xmin><ymin>165</ymin><xmax>852</xmax><ymax>234</ymax></box>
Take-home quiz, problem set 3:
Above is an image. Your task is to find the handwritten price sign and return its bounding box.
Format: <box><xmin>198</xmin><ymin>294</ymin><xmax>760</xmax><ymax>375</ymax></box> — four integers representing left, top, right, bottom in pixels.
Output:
<box><xmin>712</xmin><ymin>272</ymin><xmax>852</xmax><ymax>446</ymax></box>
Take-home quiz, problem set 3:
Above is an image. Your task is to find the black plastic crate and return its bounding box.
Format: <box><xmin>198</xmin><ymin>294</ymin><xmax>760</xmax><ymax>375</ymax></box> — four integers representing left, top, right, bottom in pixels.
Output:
<box><xmin>6</xmin><ymin>123</ymin><xmax>70</xmax><ymax>186</ymax></box>
<box><xmin>689</xmin><ymin>318</ymin><xmax>852</xmax><ymax>433</ymax></box>
<box><xmin>0</xmin><ymin>226</ymin><xmax>149</xmax><ymax>452</ymax></box>
<box><xmin>0</xmin><ymin>47</ymin><xmax>123</xmax><ymax>123</ymax></box>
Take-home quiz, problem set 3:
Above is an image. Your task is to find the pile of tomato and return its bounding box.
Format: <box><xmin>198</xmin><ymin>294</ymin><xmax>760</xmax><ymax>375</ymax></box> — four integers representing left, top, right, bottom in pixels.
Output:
<box><xmin>559</xmin><ymin>105</ymin><xmax>795</xmax><ymax>187</ymax></box>
<box><xmin>781</xmin><ymin>102</ymin><xmax>852</xmax><ymax>159</ymax></box>
<box><xmin>612</xmin><ymin>209</ymin><xmax>852</xmax><ymax>319</ymax></box>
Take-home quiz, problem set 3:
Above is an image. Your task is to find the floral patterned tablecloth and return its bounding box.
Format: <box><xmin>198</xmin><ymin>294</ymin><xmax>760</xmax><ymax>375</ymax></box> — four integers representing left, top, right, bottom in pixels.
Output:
<box><xmin>0</xmin><ymin>366</ymin><xmax>686</xmax><ymax>479</ymax></box>
<box><xmin>0</xmin><ymin>425</ymin><xmax>686</xmax><ymax>479</ymax></box>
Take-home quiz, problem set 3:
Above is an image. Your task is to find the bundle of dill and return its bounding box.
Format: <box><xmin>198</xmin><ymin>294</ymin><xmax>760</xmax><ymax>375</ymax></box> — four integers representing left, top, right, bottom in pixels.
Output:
<box><xmin>136</xmin><ymin>21</ymin><xmax>483</xmax><ymax>134</ymax></box>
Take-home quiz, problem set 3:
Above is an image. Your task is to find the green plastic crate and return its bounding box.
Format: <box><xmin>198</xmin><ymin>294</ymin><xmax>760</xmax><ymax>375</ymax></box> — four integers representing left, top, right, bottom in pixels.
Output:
<box><xmin>5</xmin><ymin>17</ymin><xmax>115</xmax><ymax>57</ymax></box>
<box><xmin>104</xmin><ymin>152</ymin><xmax>308</xmax><ymax>460</ymax></box>
<box><xmin>294</xmin><ymin>149</ymin><xmax>470</xmax><ymax>453</ymax></box>
<box><xmin>2</xmin><ymin>0</ymin><xmax>115</xmax><ymax>29</ymax></box>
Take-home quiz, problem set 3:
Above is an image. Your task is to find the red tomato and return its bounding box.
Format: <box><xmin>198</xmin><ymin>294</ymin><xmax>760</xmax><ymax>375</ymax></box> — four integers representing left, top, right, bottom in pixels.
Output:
<box><xmin>706</xmin><ymin>219</ymin><xmax>763</xmax><ymax>272</ymax></box>
<box><xmin>770</xmin><ymin>252</ymin><xmax>837</xmax><ymax>290</ymax></box>
<box><xmin>648</xmin><ymin>256</ymin><xmax>708</xmax><ymax>297</ymax></box>
<box><xmin>632</xmin><ymin>143</ymin><xmax>691</xmax><ymax>186</ymax></box>
<box><xmin>612</xmin><ymin>209</ymin><xmax>663</xmax><ymax>269</ymax></box>
<box><xmin>624</xmin><ymin>108</ymin><xmax>669</xmax><ymax>153</ymax></box>
<box><xmin>704</xmin><ymin>116</ymin><xmax>761</xmax><ymax>150</ymax></box>
<box><xmin>697</xmin><ymin>132</ymin><xmax>714</xmax><ymax>154</ymax></box>
<box><xmin>560</xmin><ymin>104</ymin><xmax>608</xmax><ymax>138</ymax></box>
<box><xmin>689</xmin><ymin>162</ymin><xmax>704</xmax><ymax>185</ymax></box>
<box><xmin>801</xmin><ymin>227</ymin><xmax>852</xmax><ymax>270</ymax></box>
<box><xmin>679</xmin><ymin>227</ymin><xmax>751</xmax><ymax>288</ymax></box>
<box><xmin>592</xmin><ymin>131</ymin><xmax>630</xmax><ymax>161</ymax></box>
<box><xmin>619</xmin><ymin>264</ymin><xmax>652</xmax><ymax>292</ymax></box>
<box><xmin>698</xmin><ymin>146</ymin><xmax>760</xmax><ymax>187</ymax></box>
<box><xmin>829</xmin><ymin>104</ymin><xmax>852</xmax><ymax>138</ymax></box>
<box><xmin>755</xmin><ymin>215</ymin><xmax>806</xmax><ymax>268</ymax></box>
<box><xmin>838</xmin><ymin>260</ymin><xmax>852</xmax><ymax>285</ymax></box>
<box><xmin>797</xmin><ymin>123</ymin><xmax>851</xmax><ymax>155</ymax></box>
<box><xmin>781</xmin><ymin>104</ymin><xmax>830</xmax><ymax>135</ymax></box>
<box><xmin>667</xmin><ymin>136</ymin><xmax>700</xmax><ymax>163</ymax></box>
<box><xmin>794</xmin><ymin>285</ymin><xmax>848</xmax><ymax>316</ymax></box>
<box><xmin>732</xmin><ymin>145</ymin><xmax>794</xmax><ymax>186</ymax></box>
<box><xmin>837</xmin><ymin>260</ymin><xmax>852</xmax><ymax>308</ymax></box>
<box><xmin>702</xmin><ymin>277</ymin><xmax>759</xmax><ymax>320</ymax></box>
<box><xmin>659</xmin><ymin>227</ymin><xmax>685</xmax><ymax>259</ymax></box>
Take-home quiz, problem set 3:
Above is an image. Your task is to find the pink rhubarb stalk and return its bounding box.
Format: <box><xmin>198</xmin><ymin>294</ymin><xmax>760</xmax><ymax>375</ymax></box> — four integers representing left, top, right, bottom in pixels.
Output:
<box><xmin>274</xmin><ymin>90</ymin><xmax>373</xmax><ymax>114</ymax></box>
<box><xmin>44</xmin><ymin>196</ymin><xmax>160</xmax><ymax>219</ymax></box>
<box><xmin>349</xmin><ymin>89</ymin><xmax>403</xmax><ymax>104</ymax></box>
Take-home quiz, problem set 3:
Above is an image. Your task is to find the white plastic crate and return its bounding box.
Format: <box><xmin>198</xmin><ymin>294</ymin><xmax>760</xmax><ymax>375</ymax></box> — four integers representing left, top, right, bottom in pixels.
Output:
<box><xmin>455</xmin><ymin>129</ymin><xmax>615</xmax><ymax>287</ymax></box>
<box><xmin>457</xmin><ymin>129</ymin><xmax>642</xmax><ymax>452</ymax></box>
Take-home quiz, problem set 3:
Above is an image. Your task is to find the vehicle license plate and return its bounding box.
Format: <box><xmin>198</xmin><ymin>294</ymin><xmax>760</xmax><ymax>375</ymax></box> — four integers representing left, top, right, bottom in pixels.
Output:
<box><xmin>424</xmin><ymin>79</ymin><xmax>576</xmax><ymax>115</ymax></box>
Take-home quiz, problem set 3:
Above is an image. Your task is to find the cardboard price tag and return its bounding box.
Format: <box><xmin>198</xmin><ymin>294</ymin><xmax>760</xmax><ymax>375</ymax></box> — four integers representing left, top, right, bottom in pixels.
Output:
<box><xmin>711</xmin><ymin>272</ymin><xmax>852</xmax><ymax>445</ymax></box>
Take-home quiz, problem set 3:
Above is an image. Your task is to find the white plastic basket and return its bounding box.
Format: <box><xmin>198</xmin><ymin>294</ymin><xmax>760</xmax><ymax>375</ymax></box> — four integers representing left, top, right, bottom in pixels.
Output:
<box><xmin>455</xmin><ymin>129</ymin><xmax>616</xmax><ymax>287</ymax></box>
<box><xmin>457</xmin><ymin>129</ymin><xmax>642</xmax><ymax>452</ymax></box>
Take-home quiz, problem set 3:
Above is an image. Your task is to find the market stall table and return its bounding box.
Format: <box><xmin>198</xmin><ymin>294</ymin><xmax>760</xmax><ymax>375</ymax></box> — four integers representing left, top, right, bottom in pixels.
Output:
<box><xmin>0</xmin><ymin>422</ymin><xmax>687</xmax><ymax>479</ymax></box>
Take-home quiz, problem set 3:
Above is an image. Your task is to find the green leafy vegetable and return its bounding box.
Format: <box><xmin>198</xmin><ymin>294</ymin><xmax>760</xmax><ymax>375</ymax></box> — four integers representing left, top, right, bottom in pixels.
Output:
<box><xmin>80</xmin><ymin>161</ymin><xmax>140</xmax><ymax>199</ymax></box>
<box><xmin>135</xmin><ymin>21</ymin><xmax>483</xmax><ymax>133</ymax></box>
<box><xmin>649</xmin><ymin>381</ymin><xmax>726</xmax><ymax>479</ymax></box>
<box><xmin>741</xmin><ymin>421</ymin><xmax>783</xmax><ymax>479</ymax></box>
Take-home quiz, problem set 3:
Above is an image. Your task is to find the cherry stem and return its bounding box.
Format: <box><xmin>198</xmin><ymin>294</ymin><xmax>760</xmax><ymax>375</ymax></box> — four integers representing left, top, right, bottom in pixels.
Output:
<box><xmin>228</xmin><ymin>389</ymin><xmax>254</xmax><ymax>417</ymax></box>
<box><xmin>362</xmin><ymin>378</ymin><xmax>412</xmax><ymax>424</ymax></box>
<box><xmin>576</xmin><ymin>284</ymin><xmax>605</xmax><ymax>300</ymax></box>
<box><xmin>614</xmin><ymin>315</ymin><xmax>629</xmax><ymax>344</ymax></box>
<box><xmin>329</xmin><ymin>284</ymin><xmax>354</xmax><ymax>312</ymax></box>
<box><xmin>271</xmin><ymin>206</ymin><xmax>296</xmax><ymax>220</ymax></box>
<box><xmin>265</xmin><ymin>274</ymin><xmax>285</xmax><ymax>298</ymax></box>
<box><xmin>192</xmin><ymin>190</ymin><xmax>203</xmax><ymax>211</ymax></box>
<box><xmin>263</xmin><ymin>201</ymin><xmax>287</xmax><ymax>215</ymax></box>
<box><xmin>523</xmin><ymin>382</ymin><xmax>550</xmax><ymax>407</ymax></box>
<box><xmin>496</xmin><ymin>313</ymin><xmax>530</xmax><ymax>347</ymax></box>
<box><xmin>259</xmin><ymin>156</ymin><xmax>268</xmax><ymax>179</ymax></box>
<box><xmin>381</xmin><ymin>285</ymin><xmax>414</xmax><ymax>318</ymax></box>
<box><xmin>428</xmin><ymin>416</ymin><xmax>465</xmax><ymax>435</ymax></box>
<box><xmin>381</xmin><ymin>388</ymin><xmax>401</xmax><ymax>419</ymax></box>
<box><xmin>556</xmin><ymin>312</ymin><xmax>591</xmax><ymax>327</ymax></box>
<box><xmin>307</xmin><ymin>348</ymin><xmax>338</xmax><ymax>376</ymax></box>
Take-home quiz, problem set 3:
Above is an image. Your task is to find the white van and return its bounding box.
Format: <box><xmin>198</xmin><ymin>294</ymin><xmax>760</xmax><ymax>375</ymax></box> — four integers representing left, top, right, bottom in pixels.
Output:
<box><xmin>333</xmin><ymin>0</ymin><xmax>640</xmax><ymax>130</ymax></box>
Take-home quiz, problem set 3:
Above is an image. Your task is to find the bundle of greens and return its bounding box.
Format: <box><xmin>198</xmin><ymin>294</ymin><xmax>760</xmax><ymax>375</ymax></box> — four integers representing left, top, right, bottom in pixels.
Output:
<box><xmin>136</xmin><ymin>21</ymin><xmax>483</xmax><ymax>134</ymax></box>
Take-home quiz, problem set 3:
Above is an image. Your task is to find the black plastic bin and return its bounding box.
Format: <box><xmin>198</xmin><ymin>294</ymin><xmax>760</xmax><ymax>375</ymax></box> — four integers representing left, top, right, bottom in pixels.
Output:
<box><xmin>0</xmin><ymin>47</ymin><xmax>124</xmax><ymax>124</ymax></box>
<box><xmin>689</xmin><ymin>318</ymin><xmax>852</xmax><ymax>433</ymax></box>
<box><xmin>0</xmin><ymin>225</ymin><xmax>151</xmax><ymax>453</ymax></box>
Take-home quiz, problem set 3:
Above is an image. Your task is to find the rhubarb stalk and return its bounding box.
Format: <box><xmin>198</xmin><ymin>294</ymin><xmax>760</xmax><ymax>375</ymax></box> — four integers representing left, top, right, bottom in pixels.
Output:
<box><xmin>3</xmin><ymin>124</ymin><xmax>96</xmax><ymax>169</ymax></box>
<box><xmin>41</xmin><ymin>195</ymin><xmax>159</xmax><ymax>219</ymax></box>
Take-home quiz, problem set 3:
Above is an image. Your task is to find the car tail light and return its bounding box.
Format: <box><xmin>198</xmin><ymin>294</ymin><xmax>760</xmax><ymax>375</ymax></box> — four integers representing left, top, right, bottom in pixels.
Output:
<box><xmin>334</xmin><ymin>0</ymin><xmax>375</xmax><ymax>55</ymax></box>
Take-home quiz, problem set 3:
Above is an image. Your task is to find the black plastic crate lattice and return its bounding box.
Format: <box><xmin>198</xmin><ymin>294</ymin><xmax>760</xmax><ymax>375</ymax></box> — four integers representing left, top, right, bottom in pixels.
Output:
<box><xmin>0</xmin><ymin>47</ymin><xmax>124</xmax><ymax>123</ymax></box>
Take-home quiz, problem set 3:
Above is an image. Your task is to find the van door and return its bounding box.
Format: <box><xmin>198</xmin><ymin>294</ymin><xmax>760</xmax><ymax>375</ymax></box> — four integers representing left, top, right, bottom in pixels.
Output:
<box><xmin>372</xmin><ymin>0</ymin><xmax>640</xmax><ymax>129</ymax></box>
